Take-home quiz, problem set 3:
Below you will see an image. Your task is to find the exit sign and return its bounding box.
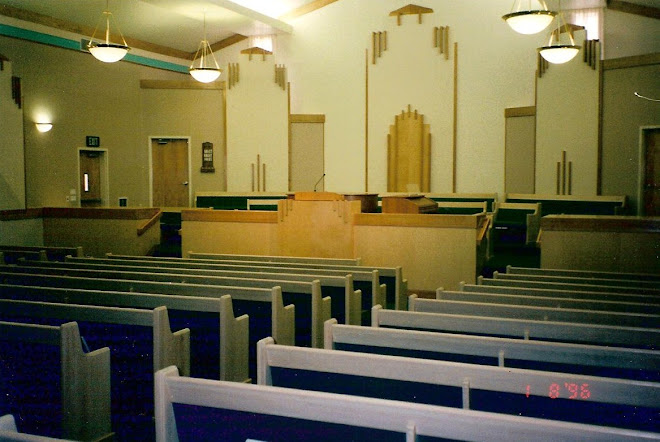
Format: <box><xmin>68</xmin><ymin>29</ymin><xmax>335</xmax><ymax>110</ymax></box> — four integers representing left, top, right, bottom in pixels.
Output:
<box><xmin>86</xmin><ymin>136</ymin><xmax>100</xmax><ymax>147</ymax></box>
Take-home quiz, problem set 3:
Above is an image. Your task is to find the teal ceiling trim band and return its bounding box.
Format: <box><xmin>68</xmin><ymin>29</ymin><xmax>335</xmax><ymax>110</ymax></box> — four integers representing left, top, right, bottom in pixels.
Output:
<box><xmin>0</xmin><ymin>23</ymin><xmax>189</xmax><ymax>73</ymax></box>
<box><xmin>0</xmin><ymin>23</ymin><xmax>79</xmax><ymax>50</ymax></box>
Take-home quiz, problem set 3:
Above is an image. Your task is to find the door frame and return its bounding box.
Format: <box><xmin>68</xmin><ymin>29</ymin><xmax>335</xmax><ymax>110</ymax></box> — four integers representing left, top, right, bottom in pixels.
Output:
<box><xmin>148</xmin><ymin>136</ymin><xmax>192</xmax><ymax>208</ymax></box>
<box><xmin>637</xmin><ymin>125</ymin><xmax>660</xmax><ymax>216</ymax></box>
<box><xmin>77</xmin><ymin>147</ymin><xmax>109</xmax><ymax>207</ymax></box>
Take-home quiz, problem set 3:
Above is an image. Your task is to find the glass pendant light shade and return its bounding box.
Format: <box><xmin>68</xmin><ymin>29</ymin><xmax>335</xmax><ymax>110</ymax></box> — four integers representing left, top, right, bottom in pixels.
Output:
<box><xmin>88</xmin><ymin>2</ymin><xmax>129</xmax><ymax>63</ymax></box>
<box><xmin>190</xmin><ymin>13</ymin><xmax>221</xmax><ymax>83</ymax></box>
<box><xmin>190</xmin><ymin>66</ymin><xmax>221</xmax><ymax>83</ymax></box>
<box><xmin>503</xmin><ymin>1</ymin><xmax>556</xmax><ymax>35</ymax></box>
<box><xmin>539</xmin><ymin>44</ymin><xmax>580</xmax><ymax>63</ymax></box>
<box><xmin>89</xmin><ymin>43</ymin><xmax>129</xmax><ymax>63</ymax></box>
<box><xmin>537</xmin><ymin>2</ymin><xmax>581</xmax><ymax>65</ymax></box>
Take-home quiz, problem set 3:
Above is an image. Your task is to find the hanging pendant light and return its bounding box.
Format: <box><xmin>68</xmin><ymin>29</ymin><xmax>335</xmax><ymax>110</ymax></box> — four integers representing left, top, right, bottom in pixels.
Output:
<box><xmin>503</xmin><ymin>0</ymin><xmax>556</xmax><ymax>35</ymax></box>
<box><xmin>88</xmin><ymin>0</ymin><xmax>130</xmax><ymax>63</ymax></box>
<box><xmin>538</xmin><ymin>1</ymin><xmax>580</xmax><ymax>64</ymax></box>
<box><xmin>190</xmin><ymin>12</ymin><xmax>221</xmax><ymax>83</ymax></box>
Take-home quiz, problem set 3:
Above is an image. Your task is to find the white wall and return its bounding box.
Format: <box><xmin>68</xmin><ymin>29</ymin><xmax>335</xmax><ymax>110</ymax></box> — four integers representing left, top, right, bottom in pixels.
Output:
<box><xmin>225</xmin><ymin>53</ymin><xmax>289</xmax><ymax>191</ymax></box>
<box><xmin>603</xmin><ymin>8</ymin><xmax>660</xmax><ymax>59</ymax></box>
<box><xmin>535</xmin><ymin>30</ymin><xmax>600</xmax><ymax>196</ymax></box>
<box><xmin>228</xmin><ymin>0</ymin><xmax>544</xmax><ymax>194</ymax></box>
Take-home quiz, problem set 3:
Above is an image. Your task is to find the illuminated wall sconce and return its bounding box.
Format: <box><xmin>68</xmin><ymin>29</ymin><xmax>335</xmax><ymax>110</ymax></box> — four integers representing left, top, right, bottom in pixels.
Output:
<box><xmin>35</xmin><ymin>123</ymin><xmax>53</xmax><ymax>133</ymax></box>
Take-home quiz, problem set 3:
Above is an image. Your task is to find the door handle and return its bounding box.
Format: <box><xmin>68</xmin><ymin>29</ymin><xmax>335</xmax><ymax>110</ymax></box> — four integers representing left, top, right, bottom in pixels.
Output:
<box><xmin>182</xmin><ymin>181</ymin><xmax>189</xmax><ymax>186</ymax></box>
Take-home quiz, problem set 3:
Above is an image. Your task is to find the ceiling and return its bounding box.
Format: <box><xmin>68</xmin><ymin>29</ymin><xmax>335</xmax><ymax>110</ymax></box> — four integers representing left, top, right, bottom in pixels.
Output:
<box><xmin>0</xmin><ymin>0</ymin><xmax>325</xmax><ymax>59</ymax></box>
<box><xmin>0</xmin><ymin>0</ymin><xmax>657</xmax><ymax>60</ymax></box>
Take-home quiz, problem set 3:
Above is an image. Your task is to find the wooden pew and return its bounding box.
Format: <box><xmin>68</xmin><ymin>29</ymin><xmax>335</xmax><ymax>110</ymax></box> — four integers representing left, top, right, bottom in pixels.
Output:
<box><xmin>408</xmin><ymin>296</ymin><xmax>660</xmax><ymax>329</ymax></box>
<box><xmin>0</xmin><ymin>299</ymin><xmax>189</xmax><ymax>441</ymax></box>
<box><xmin>0</xmin><ymin>321</ymin><xmax>111</xmax><ymax>440</ymax></box>
<box><xmin>0</xmin><ymin>245</ymin><xmax>83</xmax><ymax>263</ymax></box>
<box><xmin>186</xmin><ymin>252</ymin><xmax>407</xmax><ymax>310</ymax></box>
<box><xmin>434</xmin><ymin>201</ymin><xmax>488</xmax><ymax>215</ymax></box>
<box><xmin>0</xmin><ymin>268</ymin><xmax>295</xmax><ymax>346</ymax></box>
<box><xmin>257</xmin><ymin>337</ymin><xmax>659</xmax><ymax>431</ymax></box>
<box><xmin>370</xmin><ymin>305</ymin><xmax>659</xmax><ymax>348</ymax></box>
<box><xmin>490</xmin><ymin>202</ymin><xmax>541</xmax><ymax>246</ymax></box>
<box><xmin>504</xmin><ymin>193</ymin><xmax>627</xmax><ymax>216</ymax></box>
<box><xmin>179</xmin><ymin>252</ymin><xmax>361</xmax><ymax>266</ymax></box>
<box><xmin>101</xmin><ymin>254</ymin><xmax>381</xmax><ymax>323</ymax></box>
<box><xmin>434</xmin><ymin>288</ymin><xmax>660</xmax><ymax>314</ymax></box>
<box><xmin>0</xmin><ymin>284</ymin><xmax>248</xmax><ymax>382</ymax></box>
<box><xmin>461</xmin><ymin>281</ymin><xmax>660</xmax><ymax>306</ymax></box>
<box><xmin>505</xmin><ymin>265</ymin><xmax>660</xmax><ymax>283</ymax></box>
<box><xmin>154</xmin><ymin>366</ymin><xmax>655</xmax><ymax>441</ymax></box>
<box><xmin>12</xmin><ymin>259</ymin><xmax>330</xmax><ymax>348</ymax></box>
<box><xmin>324</xmin><ymin>320</ymin><xmax>659</xmax><ymax>381</ymax></box>
<box><xmin>477</xmin><ymin>275</ymin><xmax>660</xmax><ymax>296</ymax></box>
<box><xmin>492</xmin><ymin>271</ymin><xmax>660</xmax><ymax>292</ymax></box>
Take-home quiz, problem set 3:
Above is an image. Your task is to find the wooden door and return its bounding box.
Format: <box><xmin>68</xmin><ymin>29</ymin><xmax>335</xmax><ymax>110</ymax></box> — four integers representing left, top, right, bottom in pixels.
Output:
<box><xmin>505</xmin><ymin>107</ymin><xmax>536</xmax><ymax>194</ymax></box>
<box><xmin>643</xmin><ymin>128</ymin><xmax>660</xmax><ymax>216</ymax></box>
<box><xmin>79</xmin><ymin>151</ymin><xmax>102</xmax><ymax>207</ymax></box>
<box><xmin>152</xmin><ymin>139</ymin><xmax>189</xmax><ymax>207</ymax></box>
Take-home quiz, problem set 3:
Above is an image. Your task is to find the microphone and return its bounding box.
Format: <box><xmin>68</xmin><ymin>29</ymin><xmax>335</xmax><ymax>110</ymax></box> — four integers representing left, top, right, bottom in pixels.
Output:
<box><xmin>314</xmin><ymin>173</ymin><xmax>326</xmax><ymax>192</ymax></box>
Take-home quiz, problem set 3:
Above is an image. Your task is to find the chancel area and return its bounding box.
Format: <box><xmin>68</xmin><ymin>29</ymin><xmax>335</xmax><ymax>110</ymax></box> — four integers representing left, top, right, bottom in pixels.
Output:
<box><xmin>0</xmin><ymin>0</ymin><xmax>659</xmax><ymax>440</ymax></box>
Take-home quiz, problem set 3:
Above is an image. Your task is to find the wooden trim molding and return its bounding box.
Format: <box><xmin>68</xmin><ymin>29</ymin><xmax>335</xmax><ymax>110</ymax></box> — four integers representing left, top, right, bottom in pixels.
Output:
<box><xmin>289</xmin><ymin>114</ymin><xmax>326</xmax><ymax>123</ymax></box>
<box><xmin>0</xmin><ymin>208</ymin><xmax>43</xmax><ymax>221</ymax></box>
<box><xmin>602</xmin><ymin>53</ymin><xmax>660</xmax><ymax>70</ymax></box>
<box><xmin>140</xmin><ymin>80</ymin><xmax>225</xmax><ymax>90</ymax></box>
<box><xmin>505</xmin><ymin>106</ymin><xmax>536</xmax><ymax>118</ymax></box>
<box><xmin>210</xmin><ymin>35</ymin><xmax>248</xmax><ymax>53</ymax></box>
<box><xmin>41</xmin><ymin>207</ymin><xmax>160</xmax><ymax>220</ymax></box>
<box><xmin>182</xmin><ymin>208</ymin><xmax>278</xmax><ymax>224</ymax></box>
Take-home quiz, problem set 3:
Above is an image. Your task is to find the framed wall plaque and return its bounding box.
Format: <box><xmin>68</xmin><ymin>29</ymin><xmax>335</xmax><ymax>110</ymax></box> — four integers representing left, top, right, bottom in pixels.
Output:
<box><xmin>201</xmin><ymin>142</ymin><xmax>215</xmax><ymax>173</ymax></box>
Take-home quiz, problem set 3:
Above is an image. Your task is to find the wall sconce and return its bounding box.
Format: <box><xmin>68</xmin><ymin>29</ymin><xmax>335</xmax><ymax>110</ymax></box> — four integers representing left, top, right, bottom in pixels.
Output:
<box><xmin>35</xmin><ymin>123</ymin><xmax>53</xmax><ymax>133</ymax></box>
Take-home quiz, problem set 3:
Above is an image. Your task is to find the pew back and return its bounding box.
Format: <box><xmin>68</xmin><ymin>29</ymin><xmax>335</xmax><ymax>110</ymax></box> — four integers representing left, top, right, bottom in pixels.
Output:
<box><xmin>258</xmin><ymin>337</ymin><xmax>659</xmax><ymax>431</ymax></box>
<box><xmin>0</xmin><ymin>321</ymin><xmax>111</xmax><ymax>440</ymax></box>
<box><xmin>506</xmin><ymin>265</ymin><xmax>660</xmax><ymax>283</ymax></box>
<box><xmin>154</xmin><ymin>366</ymin><xmax>655</xmax><ymax>441</ymax></box>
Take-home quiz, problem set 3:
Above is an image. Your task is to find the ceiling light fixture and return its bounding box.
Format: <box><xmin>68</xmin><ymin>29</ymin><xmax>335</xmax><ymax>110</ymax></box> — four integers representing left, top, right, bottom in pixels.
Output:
<box><xmin>88</xmin><ymin>0</ymin><xmax>130</xmax><ymax>63</ymax></box>
<box><xmin>538</xmin><ymin>1</ymin><xmax>580</xmax><ymax>64</ymax></box>
<box><xmin>502</xmin><ymin>0</ymin><xmax>556</xmax><ymax>35</ymax></box>
<box><xmin>190</xmin><ymin>12</ymin><xmax>221</xmax><ymax>83</ymax></box>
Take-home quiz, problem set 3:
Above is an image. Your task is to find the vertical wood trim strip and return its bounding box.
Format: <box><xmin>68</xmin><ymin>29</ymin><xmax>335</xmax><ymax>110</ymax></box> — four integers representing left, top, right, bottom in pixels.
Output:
<box><xmin>372</xmin><ymin>32</ymin><xmax>377</xmax><ymax>64</ymax></box>
<box><xmin>251</xmin><ymin>164</ymin><xmax>255</xmax><ymax>191</ymax></box>
<box><xmin>288</xmin><ymin>82</ymin><xmax>292</xmax><ymax>191</ymax></box>
<box><xmin>444</xmin><ymin>27</ymin><xmax>450</xmax><ymax>61</ymax></box>
<box><xmin>257</xmin><ymin>154</ymin><xmax>261</xmax><ymax>192</ymax></box>
<box><xmin>433</xmin><ymin>27</ymin><xmax>438</xmax><ymax>48</ymax></box>
<box><xmin>223</xmin><ymin>87</ymin><xmax>228</xmax><ymax>190</ymax></box>
<box><xmin>384</xmin><ymin>31</ymin><xmax>388</xmax><ymax>51</ymax></box>
<box><xmin>452</xmin><ymin>42</ymin><xmax>458</xmax><ymax>192</ymax></box>
<box><xmin>378</xmin><ymin>32</ymin><xmax>383</xmax><ymax>58</ymax></box>
<box><xmin>597</xmin><ymin>57</ymin><xmax>604</xmax><ymax>195</ymax></box>
<box><xmin>561</xmin><ymin>150</ymin><xmax>567</xmax><ymax>195</ymax></box>
<box><xmin>556</xmin><ymin>162</ymin><xmax>561</xmax><ymax>195</ymax></box>
<box><xmin>365</xmin><ymin>49</ymin><xmax>369</xmax><ymax>192</ymax></box>
<box><xmin>568</xmin><ymin>161</ymin><xmax>572</xmax><ymax>195</ymax></box>
<box><xmin>263</xmin><ymin>163</ymin><xmax>266</xmax><ymax>191</ymax></box>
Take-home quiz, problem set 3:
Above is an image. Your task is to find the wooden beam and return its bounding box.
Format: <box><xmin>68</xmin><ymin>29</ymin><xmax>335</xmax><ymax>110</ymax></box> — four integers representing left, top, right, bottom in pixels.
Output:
<box><xmin>0</xmin><ymin>4</ymin><xmax>192</xmax><ymax>60</ymax></box>
<box><xmin>607</xmin><ymin>0</ymin><xmax>660</xmax><ymax>20</ymax></box>
<box><xmin>290</xmin><ymin>114</ymin><xmax>326</xmax><ymax>123</ymax></box>
<box><xmin>278</xmin><ymin>0</ymin><xmax>342</xmax><ymax>21</ymax></box>
<box><xmin>209</xmin><ymin>34</ymin><xmax>248</xmax><ymax>53</ymax></box>
<box><xmin>504</xmin><ymin>106</ymin><xmax>536</xmax><ymax>118</ymax></box>
<box><xmin>602</xmin><ymin>52</ymin><xmax>660</xmax><ymax>70</ymax></box>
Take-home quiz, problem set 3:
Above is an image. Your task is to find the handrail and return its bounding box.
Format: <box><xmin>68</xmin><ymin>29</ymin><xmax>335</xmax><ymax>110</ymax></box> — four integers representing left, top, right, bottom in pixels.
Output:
<box><xmin>137</xmin><ymin>209</ymin><xmax>163</xmax><ymax>237</ymax></box>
